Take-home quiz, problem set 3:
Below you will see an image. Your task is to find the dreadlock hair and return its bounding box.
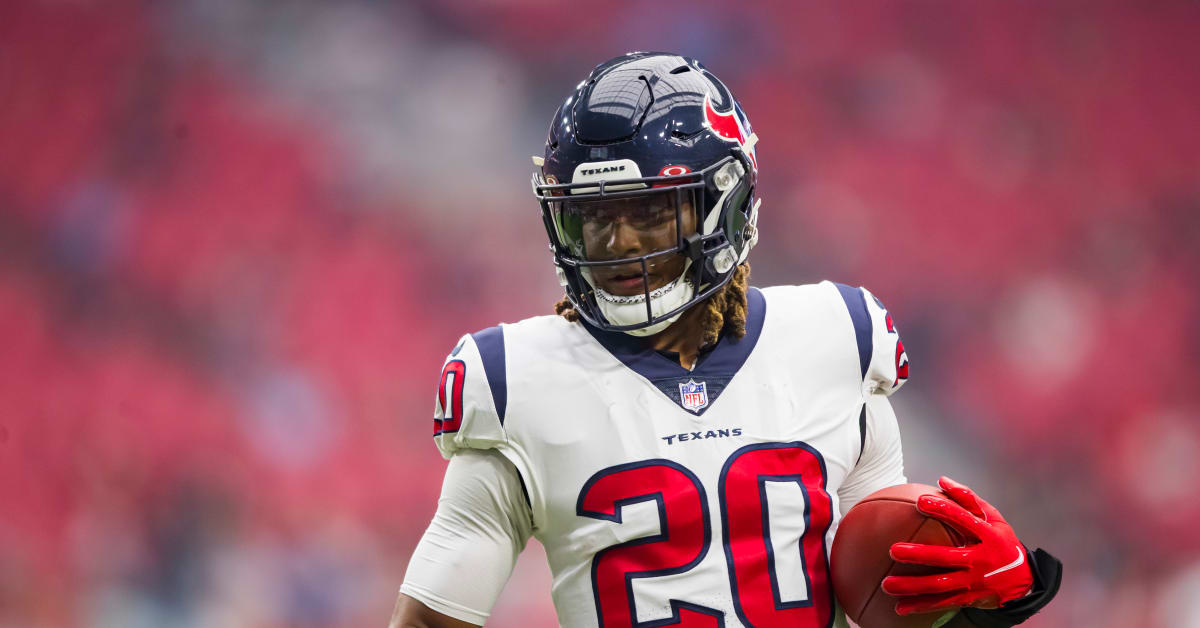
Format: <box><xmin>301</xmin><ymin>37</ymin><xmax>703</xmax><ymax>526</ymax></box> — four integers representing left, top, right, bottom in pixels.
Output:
<box><xmin>553</xmin><ymin>263</ymin><xmax>751</xmax><ymax>347</ymax></box>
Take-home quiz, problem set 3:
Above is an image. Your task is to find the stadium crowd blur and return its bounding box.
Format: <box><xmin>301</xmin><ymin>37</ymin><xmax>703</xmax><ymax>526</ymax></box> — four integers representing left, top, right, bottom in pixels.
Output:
<box><xmin>2</xmin><ymin>1</ymin><xmax>1198</xmax><ymax>626</ymax></box>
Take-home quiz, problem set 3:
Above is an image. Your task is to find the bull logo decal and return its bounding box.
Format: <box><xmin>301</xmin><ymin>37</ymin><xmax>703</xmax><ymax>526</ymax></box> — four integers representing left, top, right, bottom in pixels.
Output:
<box><xmin>703</xmin><ymin>94</ymin><xmax>757</xmax><ymax>170</ymax></box>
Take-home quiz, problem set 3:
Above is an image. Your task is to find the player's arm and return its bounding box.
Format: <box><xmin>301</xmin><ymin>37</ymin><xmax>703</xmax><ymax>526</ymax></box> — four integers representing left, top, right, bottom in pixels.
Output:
<box><xmin>393</xmin><ymin>448</ymin><xmax>534</xmax><ymax>627</ymax></box>
<box><xmin>838</xmin><ymin>286</ymin><xmax>1062</xmax><ymax>624</ymax></box>
<box><xmin>390</xmin><ymin>593</ymin><xmax>478</xmax><ymax>628</ymax></box>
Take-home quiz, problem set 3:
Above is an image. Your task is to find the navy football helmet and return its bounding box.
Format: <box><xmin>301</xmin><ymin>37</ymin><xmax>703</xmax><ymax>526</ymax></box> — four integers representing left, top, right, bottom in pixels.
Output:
<box><xmin>532</xmin><ymin>52</ymin><xmax>761</xmax><ymax>336</ymax></box>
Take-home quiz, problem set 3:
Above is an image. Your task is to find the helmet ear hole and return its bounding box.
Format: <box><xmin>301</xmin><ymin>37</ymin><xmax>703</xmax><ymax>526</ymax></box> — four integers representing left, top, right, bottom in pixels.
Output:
<box><xmin>712</xmin><ymin>249</ymin><xmax>736</xmax><ymax>274</ymax></box>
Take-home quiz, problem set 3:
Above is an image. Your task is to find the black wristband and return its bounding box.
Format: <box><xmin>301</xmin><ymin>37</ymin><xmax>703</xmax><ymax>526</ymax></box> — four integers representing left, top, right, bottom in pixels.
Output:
<box><xmin>959</xmin><ymin>547</ymin><xmax>1063</xmax><ymax>628</ymax></box>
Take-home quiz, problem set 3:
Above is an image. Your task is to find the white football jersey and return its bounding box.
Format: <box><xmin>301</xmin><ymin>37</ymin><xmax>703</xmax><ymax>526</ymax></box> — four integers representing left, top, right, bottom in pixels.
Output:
<box><xmin>405</xmin><ymin>281</ymin><xmax>910</xmax><ymax>627</ymax></box>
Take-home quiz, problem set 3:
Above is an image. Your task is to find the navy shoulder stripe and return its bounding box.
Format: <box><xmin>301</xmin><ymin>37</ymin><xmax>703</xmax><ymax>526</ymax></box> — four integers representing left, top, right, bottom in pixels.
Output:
<box><xmin>470</xmin><ymin>325</ymin><xmax>507</xmax><ymax>424</ymax></box>
<box><xmin>834</xmin><ymin>283</ymin><xmax>872</xmax><ymax>380</ymax></box>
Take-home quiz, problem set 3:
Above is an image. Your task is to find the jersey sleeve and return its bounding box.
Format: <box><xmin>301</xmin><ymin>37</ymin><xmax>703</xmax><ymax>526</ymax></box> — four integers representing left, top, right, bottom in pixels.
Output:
<box><xmin>837</xmin><ymin>393</ymin><xmax>906</xmax><ymax>514</ymax></box>
<box><xmin>400</xmin><ymin>448</ymin><xmax>534</xmax><ymax>625</ymax></box>
<box><xmin>432</xmin><ymin>327</ymin><xmax>509</xmax><ymax>458</ymax></box>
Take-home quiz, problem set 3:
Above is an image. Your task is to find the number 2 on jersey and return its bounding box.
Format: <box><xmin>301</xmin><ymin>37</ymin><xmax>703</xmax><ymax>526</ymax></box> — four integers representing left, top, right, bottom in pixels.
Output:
<box><xmin>577</xmin><ymin>442</ymin><xmax>834</xmax><ymax>628</ymax></box>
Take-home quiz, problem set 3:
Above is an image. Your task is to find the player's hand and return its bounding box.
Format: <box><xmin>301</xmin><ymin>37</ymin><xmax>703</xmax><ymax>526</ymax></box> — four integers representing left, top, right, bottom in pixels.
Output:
<box><xmin>880</xmin><ymin>476</ymin><xmax>1034</xmax><ymax>616</ymax></box>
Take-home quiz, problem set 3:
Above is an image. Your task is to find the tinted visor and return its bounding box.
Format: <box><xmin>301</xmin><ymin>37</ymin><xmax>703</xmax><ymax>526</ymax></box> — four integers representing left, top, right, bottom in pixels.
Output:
<box><xmin>552</xmin><ymin>189</ymin><xmax>697</xmax><ymax>260</ymax></box>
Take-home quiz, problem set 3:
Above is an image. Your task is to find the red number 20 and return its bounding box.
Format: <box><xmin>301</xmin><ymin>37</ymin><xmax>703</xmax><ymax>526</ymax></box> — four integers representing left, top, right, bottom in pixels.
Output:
<box><xmin>576</xmin><ymin>442</ymin><xmax>834</xmax><ymax>628</ymax></box>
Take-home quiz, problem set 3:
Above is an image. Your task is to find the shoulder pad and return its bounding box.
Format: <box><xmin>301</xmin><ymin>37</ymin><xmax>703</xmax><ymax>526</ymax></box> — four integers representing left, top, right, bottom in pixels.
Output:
<box><xmin>431</xmin><ymin>326</ymin><xmax>509</xmax><ymax>458</ymax></box>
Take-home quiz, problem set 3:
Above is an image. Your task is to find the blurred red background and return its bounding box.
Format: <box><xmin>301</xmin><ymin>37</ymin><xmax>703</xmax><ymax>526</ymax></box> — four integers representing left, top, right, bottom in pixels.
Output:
<box><xmin>2</xmin><ymin>1</ymin><xmax>1199</xmax><ymax>626</ymax></box>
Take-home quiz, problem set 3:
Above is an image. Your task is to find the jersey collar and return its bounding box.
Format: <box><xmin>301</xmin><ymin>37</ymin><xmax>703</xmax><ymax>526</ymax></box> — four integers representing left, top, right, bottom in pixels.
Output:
<box><xmin>581</xmin><ymin>287</ymin><xmax>766</xmax><ymax>415</ymax></box>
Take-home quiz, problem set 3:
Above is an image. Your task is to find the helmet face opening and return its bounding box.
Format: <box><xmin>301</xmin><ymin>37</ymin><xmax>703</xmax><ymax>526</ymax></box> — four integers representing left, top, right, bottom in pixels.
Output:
<box><xmin>533</xmin><ymin>52</ymin><xmax>760</xmax><ymax>334</ymax></box>
<box><xmin>560</xmin><ymin>190</ymin><xmax>696</xmax><ymax>301</ymax></box>
<box><xmin>557</xmin><ymin>189</ymin><xmax>695</xmax><ymax>263</ymax></box>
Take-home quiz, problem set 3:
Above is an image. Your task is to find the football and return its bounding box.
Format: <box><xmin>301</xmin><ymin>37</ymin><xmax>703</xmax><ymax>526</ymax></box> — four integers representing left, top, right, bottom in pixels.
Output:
<box><xmin>831</xmin><ymin>483</ymin><xmax>968</xmax><ymax>628</ymax></box>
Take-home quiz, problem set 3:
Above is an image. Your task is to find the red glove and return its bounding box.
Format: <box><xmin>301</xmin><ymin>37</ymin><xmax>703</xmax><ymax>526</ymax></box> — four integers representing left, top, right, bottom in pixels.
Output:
<box><xmin>881</xmin><ymin>477</ymin><xmax>1034</xmax><ymax>616</ymax></box>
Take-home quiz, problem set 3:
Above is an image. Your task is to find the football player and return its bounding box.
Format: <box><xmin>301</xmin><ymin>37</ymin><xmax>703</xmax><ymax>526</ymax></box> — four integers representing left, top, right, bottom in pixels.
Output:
<box><xmin>391</xmin><ymin>53</ymin><xmax>1061</xmax><ymax>628</ymax></box>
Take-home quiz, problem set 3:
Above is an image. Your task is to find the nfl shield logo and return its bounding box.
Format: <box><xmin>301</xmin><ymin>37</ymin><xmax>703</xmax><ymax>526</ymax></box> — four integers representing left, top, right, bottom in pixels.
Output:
<box><xmin>678</xmin><ymin>379</ymin><xmax>709</xmax><ymax>413</ymax></box>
